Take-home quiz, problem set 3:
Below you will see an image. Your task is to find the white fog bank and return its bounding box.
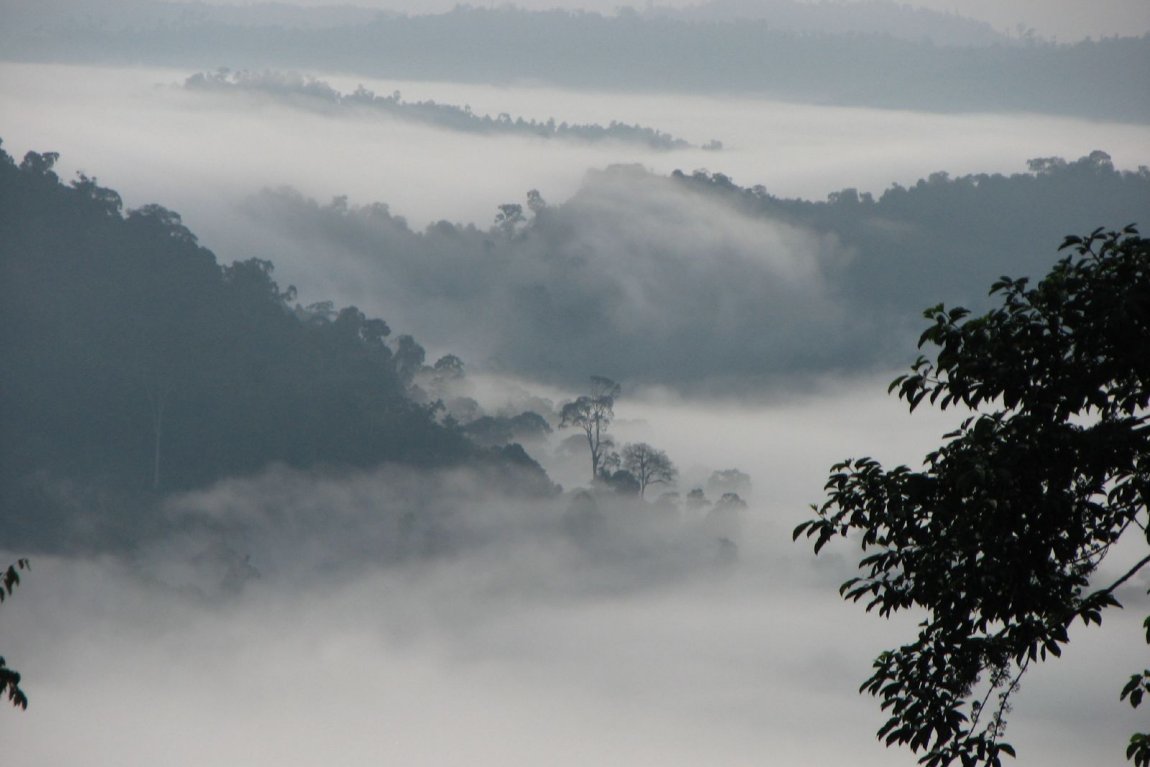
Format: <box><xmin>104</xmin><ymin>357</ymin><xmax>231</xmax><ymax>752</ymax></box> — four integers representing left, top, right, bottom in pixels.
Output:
<box><xmin>3</xmin><ymin>61</ymin><xmax>1148</xmax><ymax>235</ymax></box>
<box><xmin>1</xmin><ymin>381</ymin><xmax>1145</xmax><ymax>766</ymax></box>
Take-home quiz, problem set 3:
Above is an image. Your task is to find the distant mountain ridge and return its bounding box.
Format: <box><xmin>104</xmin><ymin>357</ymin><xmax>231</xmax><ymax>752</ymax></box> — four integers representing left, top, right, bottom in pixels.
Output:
<box><xmin>0</xmin><ymin>0</ymin><xmax>1012</xmax><ymax>45</ymax></box>
<box><xmin>645</xmin><ymin>0</ymin><xmax>1011</xmax><ymax>46</ymax></box>
<box><xmin>2</xmin><ymin>2</ymin><xmax>1146</xmax><ymax>122</ymax></box>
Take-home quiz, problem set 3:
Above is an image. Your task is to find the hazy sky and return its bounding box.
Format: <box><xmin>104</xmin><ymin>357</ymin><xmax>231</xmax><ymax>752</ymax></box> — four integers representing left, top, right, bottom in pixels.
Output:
<box><xmin>268</xmin><ymin>0</ymin><xmax>1150</xmax><ymax>40</ymax></box>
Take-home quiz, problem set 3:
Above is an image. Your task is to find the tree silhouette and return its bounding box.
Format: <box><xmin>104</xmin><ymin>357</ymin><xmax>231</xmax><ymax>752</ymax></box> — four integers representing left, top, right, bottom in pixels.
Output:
<box><xmin>559</xmin><ymin>376</ymin><xmax>621</xmax><ymax>482</ymax></box>
<box><xmin>795</xmin><ymin>226</ymin><xmax>1150</xmax><ymax>766</ymax></box>
<box><xmin>621</xmin><ymin>442</ymin><xmax>677</xmax><ymax>498</ymax></box>
<box><xmin>1</xmin><ymin>559</ymin><xmax>30</xmax><ymax>710</ymax></box>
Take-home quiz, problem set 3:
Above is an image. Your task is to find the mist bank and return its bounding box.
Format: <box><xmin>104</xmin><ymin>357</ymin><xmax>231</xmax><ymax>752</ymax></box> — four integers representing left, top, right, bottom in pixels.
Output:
<box><xmin>3</xmin><ymin>4</ymin><xmax>1148</xmax><ymax>122</ymax></box>
<box><xmin>241</xmin><ymin>152</ymin><xmax>1150</xmax><ymax>391</ymax></box>
<box><xmin>3</xmin><ymin>408</ymin><xmax>1144</xmax><ymax>767</ymax></box>
<box><xmin>6</xmin><ymin>61</ymin><xmax>1149</xmax><ymax>239</ymax></box>
<box><xmin>4</xmin><ymin>358</ymin><xmax>1144</xmax><ymax>767</ymax></box>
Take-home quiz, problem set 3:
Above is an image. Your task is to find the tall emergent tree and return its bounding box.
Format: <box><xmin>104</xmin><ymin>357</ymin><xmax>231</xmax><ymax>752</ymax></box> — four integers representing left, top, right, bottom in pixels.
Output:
<box><xmin>1</xmin><ymin>559</ymin><xmax>30</xmax><ymax>710</ymax></box>
<box><xmin>795</xmin><ymin>226</ymin><xmax>1150</xmax><ymax>766</ymax></box>
<box><xmin>621</xmin><ymin>442</ymin><xmax>677</xmax><ymax>498</ymax></box>
<box><xmin>560</xmin><ymin>376</ymin><xmax>621</xmax><ymax>482</ymax></box>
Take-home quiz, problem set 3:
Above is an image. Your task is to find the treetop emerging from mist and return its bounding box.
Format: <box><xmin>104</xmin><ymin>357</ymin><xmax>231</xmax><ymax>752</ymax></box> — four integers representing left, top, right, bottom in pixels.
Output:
<box><xmin>560</xmin><ymin>376</ymin><xmax>621</xmax><ymax>482</ymax></box>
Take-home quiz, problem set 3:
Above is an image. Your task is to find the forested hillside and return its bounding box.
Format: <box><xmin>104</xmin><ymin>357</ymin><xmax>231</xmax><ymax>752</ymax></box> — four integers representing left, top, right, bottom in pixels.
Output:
<box><xmin>3</xmin><ymin>139</ymin><xmax>1146</xmax><ymax>545</ymax></box>
<box><xmin>0</xmin><ymin>141</ymin><xmax>550</xmax><ymax>552</ymax></box>
<box><xmin>239</xmin><ymin>151</ymin><xmax>1150</xmax><ymax>389</ymax></box>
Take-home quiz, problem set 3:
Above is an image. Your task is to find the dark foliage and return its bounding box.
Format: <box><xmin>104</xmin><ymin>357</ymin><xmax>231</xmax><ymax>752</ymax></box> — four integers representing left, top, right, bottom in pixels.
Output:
<box><xmin>795</xmin><ymin>227</ymin><xmax>1150</xmax><ymax>765</ymax></box>
<box><xmin>0</xmin><ymin>559</ymin><xmax>30</xmax><ymax>710</ymax></box>
<box><xmin>0</xmin><ymin>141</ymin><xmax>530</xmax><ymax>552</ymax></box>
<box><xmin>621</xmin><ymin>442</ymin><xmax>677</xmax><ymax>498</ymax></box>
<box><xmin>672</xmin><ymin>151</ymin><xmax>1150</xmax><ymax>323</ymax></box>
<box><xmin>463</xmin><ymin>412</ymin><xmax>553</xmax><ymax>448</ymax></box>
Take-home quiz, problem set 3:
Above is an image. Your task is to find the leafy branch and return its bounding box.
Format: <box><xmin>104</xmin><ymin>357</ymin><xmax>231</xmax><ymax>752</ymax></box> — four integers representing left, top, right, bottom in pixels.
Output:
<box><xmin>1</xmin><ymin>558</ymin><xmax>31</xmax><ymax>710</ymax></box>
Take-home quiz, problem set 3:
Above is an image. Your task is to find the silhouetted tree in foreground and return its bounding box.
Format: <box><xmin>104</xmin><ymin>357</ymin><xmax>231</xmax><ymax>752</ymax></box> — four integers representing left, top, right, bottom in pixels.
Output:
<box><xmin>795</xmin><ymin>226</ymin><xmax>1150</xmax><ymax>766</ymax></box>
<box><xmin>1</xmin><ymin>559</ymin><xmax>30</xmax><ymax>710</ymax></box>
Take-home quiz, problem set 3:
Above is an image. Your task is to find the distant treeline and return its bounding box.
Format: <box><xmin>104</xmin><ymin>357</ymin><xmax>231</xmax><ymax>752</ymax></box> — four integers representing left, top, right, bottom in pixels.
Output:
<box><xmin>645</xmin><ymin>0</ymin><xmax>1009</xmax><ymax>46</ymax></box>
<box><xmin>237</xmin><ymin>151</ymin><xmax>1150</xmax><ymax>390</ymax></box>
<box><xmin>1</xmin><ymin>0</ymin><xmax>1012</xmax><ymax>46</ymax></box>
<box><xmin>3</xmin><ymin>5</ymin><xmax>1146</xmax><ymax>121</ymax></box>
<box><xmin>0</xmin><ymin>140</ymin><xmax>552</xmax><ymax>553</ymax></box>
<box><xmin>673</xmin><ymin>150</ymin><xmax>1150</xmax><ymax>316</ymax></box>
<box><xmin>184</xmin><ymin>69</ymin><xmax>713</xmax><ymax>151</ymax></box>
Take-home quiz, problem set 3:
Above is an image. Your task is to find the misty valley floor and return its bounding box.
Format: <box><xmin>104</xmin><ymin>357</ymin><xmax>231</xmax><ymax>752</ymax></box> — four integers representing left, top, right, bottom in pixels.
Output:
<box><xmin>2</xmin><ymin>389</ymin><xmax>1145</xmax><ymax>765</ymax></box>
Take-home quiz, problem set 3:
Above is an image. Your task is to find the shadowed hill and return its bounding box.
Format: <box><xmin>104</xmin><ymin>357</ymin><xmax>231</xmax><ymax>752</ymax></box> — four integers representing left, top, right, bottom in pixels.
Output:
<box><xmin>0</xmin><ymin>140</ymin><xmax>552</xmax><ymax>553</ymax></box>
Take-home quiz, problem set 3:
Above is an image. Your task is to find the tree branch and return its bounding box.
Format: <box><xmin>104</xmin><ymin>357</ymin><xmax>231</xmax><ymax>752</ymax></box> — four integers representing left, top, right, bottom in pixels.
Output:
<box><xmin>1092</xmin><ymin>553</ymin><xmax>1150</xmax><ymax>601</ymax></box>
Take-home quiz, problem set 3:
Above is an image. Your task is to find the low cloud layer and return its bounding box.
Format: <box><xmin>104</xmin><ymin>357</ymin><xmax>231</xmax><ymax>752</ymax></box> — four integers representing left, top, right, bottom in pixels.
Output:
<box><xmin>1</xmin><ymin>384</ymin><xmax>1144</xmax><ymax>766</ymax></box>
<box><xmin>4</xmin><ymin>62</ymin><xmax>1148</xmax><ymax>230</ymax></box>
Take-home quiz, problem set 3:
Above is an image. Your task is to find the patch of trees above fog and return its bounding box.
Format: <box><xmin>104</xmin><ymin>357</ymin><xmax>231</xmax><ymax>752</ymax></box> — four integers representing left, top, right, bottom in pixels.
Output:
<box><xmin>184</xmin><ymin>69</ymin><xmax>714</xmax><ymax>151</ymax></box>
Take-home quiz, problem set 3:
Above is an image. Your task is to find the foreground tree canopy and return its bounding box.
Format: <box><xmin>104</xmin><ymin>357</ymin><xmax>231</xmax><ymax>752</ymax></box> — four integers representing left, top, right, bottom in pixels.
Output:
<box><xmin>795</xmin><ymin>226</ymin><xmax>1150</xmax><ymax>766</ymax></box>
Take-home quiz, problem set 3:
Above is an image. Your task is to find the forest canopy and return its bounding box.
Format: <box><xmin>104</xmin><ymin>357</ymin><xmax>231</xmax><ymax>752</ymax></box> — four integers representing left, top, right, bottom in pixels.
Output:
<box><xmin>0</xmin><ymin>140</ymin><xmax>550</xmax><ymax>553</ymax></box>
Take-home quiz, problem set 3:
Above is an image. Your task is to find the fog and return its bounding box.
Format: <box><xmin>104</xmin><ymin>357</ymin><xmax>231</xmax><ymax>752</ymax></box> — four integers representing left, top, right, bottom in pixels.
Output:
<box><xmin>2</xmin><ymin>26</ymin><xmax>1148</xmax><ymax>767</ymax></box>
<box><xmin>3</xmin><ymin>62</ymin><xmax>1148</xmax><ymax>233</ymax></box>
<box><xmin>2</xmin><ymin>62</ymin><xmax>1148</xmax><ymax>386</ymax></box>
<box><xmin>4</xmin><ymin>380</ymin><xmax>1145</xmax><ymax>765</ymax></box>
